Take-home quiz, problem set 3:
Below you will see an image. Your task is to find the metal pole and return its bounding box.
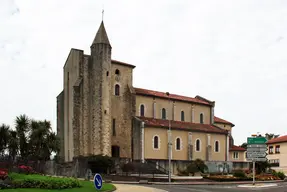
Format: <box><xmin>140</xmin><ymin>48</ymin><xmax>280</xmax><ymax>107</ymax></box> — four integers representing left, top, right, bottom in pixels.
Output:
<box><xmin>252</xmin><ymin>161</ymin><xmax>255</xmax><ymax>185</ymax></box>
<box><xmin>168</xmin><ymin>95</ymin><xmax>171</xmax><ymax>183</ymax></box>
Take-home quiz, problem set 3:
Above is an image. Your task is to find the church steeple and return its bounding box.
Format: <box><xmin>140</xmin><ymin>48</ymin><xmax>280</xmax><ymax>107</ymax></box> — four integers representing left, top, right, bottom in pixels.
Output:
<box><xmin>91</xmin><ymin>21</ymin><xmax>111</xmax><ymax>47</ymax></box>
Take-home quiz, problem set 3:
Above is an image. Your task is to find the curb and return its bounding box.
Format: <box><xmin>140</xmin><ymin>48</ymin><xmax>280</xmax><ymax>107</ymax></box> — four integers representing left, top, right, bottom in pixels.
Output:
<box><xmin>110</xmin><ymin>180</ymin><xmax>285</xmax><ymax>185</ymax></box>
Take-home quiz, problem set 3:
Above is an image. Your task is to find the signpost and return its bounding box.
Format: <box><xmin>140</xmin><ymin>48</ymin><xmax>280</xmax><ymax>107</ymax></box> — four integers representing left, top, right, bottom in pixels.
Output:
<box><xmin>94</xmin><ymin>173</ymin><xmax>103</xmax><ymax>190</ymax></box>
<box><xmin>246</xmin><ymin>136</ymin><xmax>268</xmax><ymax>185</ymax></box>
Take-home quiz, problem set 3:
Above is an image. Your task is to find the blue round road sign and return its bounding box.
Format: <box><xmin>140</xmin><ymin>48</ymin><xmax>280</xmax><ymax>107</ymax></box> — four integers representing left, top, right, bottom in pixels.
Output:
<box><xmin>93</xmin><ymin>173</ymin><xmax>103</xmax><ymax>190</ymax></box>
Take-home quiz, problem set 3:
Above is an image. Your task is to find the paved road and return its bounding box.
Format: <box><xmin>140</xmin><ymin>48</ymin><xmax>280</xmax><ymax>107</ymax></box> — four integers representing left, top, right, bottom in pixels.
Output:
<box><xmin>151</xmin><ymin>182</ymin><xmax>287</xmax><ymax>192</ymax></box>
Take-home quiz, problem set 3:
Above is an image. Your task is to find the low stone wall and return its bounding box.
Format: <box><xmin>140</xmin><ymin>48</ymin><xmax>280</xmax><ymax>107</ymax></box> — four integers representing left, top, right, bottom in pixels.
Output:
<box><xmin>148</xmin><ymin>160</ymin><xmax>235</xmax><ymax>175</ymax></box>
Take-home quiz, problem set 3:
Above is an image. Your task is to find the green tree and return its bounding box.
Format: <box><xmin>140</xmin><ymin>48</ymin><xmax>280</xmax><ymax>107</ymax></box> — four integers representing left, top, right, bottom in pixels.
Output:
<box><xmin>15</xmin><ymin>114</ymin><xmax>30</xmax><ymax>159</ymax></box>
<box><xmin>186</xmin><ymin>159</ymin><xmax>208</xmax><ymax>175</ymax></box>
<box><xmin>265</xmin><ymin>133</ymin><xmax>279</xmax><ymax>140</ymax></box>
<box><xmin>240</xmin><ymin>142</ymin><xmax>247</xmax><ymax>149</ymax></box>
<box><xmin>0</xmin><ymin>124</ymin><xmax>10</xmax><ymax>155</ymax></box>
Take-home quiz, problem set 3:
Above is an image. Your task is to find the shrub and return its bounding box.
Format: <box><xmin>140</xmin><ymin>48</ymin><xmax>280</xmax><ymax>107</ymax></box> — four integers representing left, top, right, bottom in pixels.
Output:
<box><xmin>233</xmin><ymin>170</ymin><xmax>246</xmax><ymax>178</ymax></box>
<box><xmin>121</xmin><ymin>162</ymin><xmax>135</xmax><ymax>173</ymax></box>
<box><xmin>0</xmin><ymin>182</ymin><xmax>13</xmax><ymax>189</ymax></box>
<box><xmin>204</xmin><ymin>176</ymin><xmax>253</xmax><ymax>182</ymax></box>
<box><xmin>272</xmin><ymin>171</ymin><xmax>285</xmax><ymax>180</ymax></box>
<box><xmin>9</xmin><ymin>173</ymin><xmax>81</xmax><ymax>189</ymax></box>
<box><xmin>186</xmin><ymin>159</ymin><xmax>208</xmax><ymax>175</ymax></box>
<box><xmin>17</xmin><ymin>165</ymin><xmax>35</xmax><ymax>174</ymax></box>
<box><xmin>0</xmin><ymin>168</ymin><xmax>8</xmax><ymax>180</ymax></box>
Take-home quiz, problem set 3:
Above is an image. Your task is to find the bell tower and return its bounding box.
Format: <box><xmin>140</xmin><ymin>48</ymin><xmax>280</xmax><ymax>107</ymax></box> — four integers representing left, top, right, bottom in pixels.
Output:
<box><xmin>90</xmin><ymin>21</ymin><xmax>112</xmax><ymax>156</ymax></box>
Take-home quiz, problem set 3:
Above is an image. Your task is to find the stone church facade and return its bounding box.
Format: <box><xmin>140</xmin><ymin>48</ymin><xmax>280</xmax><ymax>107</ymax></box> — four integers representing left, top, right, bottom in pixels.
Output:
<box><xmin>57</xmin><ymin>21</ymin><xmax>246</xmax><ymax>173</ymax></box>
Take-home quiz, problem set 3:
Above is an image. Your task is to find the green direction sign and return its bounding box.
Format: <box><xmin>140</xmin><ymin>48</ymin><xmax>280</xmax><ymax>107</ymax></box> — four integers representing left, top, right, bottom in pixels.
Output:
<box><xmin>247</xmin><ymin>137</ymin><xmax>267</xmax><ymax>144</ymax></box>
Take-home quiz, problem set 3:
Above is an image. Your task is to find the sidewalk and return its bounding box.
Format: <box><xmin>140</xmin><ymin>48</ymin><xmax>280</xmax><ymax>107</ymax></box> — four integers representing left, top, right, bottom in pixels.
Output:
<box><xmin>113</xmin><ymin>184</ymin><xmax>167</xmax><ymax>192</ymax></box>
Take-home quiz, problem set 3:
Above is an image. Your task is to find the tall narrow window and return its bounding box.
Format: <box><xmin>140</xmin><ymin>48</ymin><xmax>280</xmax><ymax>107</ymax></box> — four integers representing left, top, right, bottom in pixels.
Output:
<box><xmin>153</xmin><ymin>136</ymin><xmax>159</xmax><ymax>149</ymax></box>
<box><xmin>196</xmin><ymin>139</ymin><xmax>200</xmax><ymax>151</ymax></box>
<box><xmin>112</xmin><ymin>119</ymin><xmax>116</xmax><ymax>136</ymax></box>
<box><xmin>215</xmin><ymin>141</ymin><xmax>219</xmax><ymax>152</ymax></box>
<box><xmin>181</xmin><ymin>111</ymin><xmax>185</xmax><ymax>121</ymax></box>
<box><xmin>162</xmin><ymin>108</ymin><xmax>166</xmax><ymax>119</ymax></box>
<box><xmin>115</xmin><ymin>84</ymin><xmax>120</xmax><ymax>96</ymax></box>
<box><xmin>176</xmin><ymin>138</ymin><xmax>181</xmax><ymax>150</ymax></box>
<box><xmin>200</xmin><ymin>113</ymin><xmax>204</xmax><ymax>124</ymax></box>
<box><xmin>269</xmin><ymin>146</ymin><xmax>274</xmax><ymax>154</ymax></box>
<box><xmin>140</xmin><ymin>104</ymin><xmax>145</xmax><ymax>116</ymax></box>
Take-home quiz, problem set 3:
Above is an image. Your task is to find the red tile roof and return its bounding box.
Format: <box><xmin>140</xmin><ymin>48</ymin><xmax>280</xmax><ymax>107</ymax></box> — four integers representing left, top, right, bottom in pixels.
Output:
<box><xmin>214</xmin><ymin>116</ymin><xmax>234</xmax><ymax>127</ymax></box>
<box><xmin>134</xmin><ymin>88</ymin><xmax>211</xmax><ymax>106</ymax></box>
<box><xmin>136</xmin><ymin>116</ymin><xmax>228</xmax><ymax>134</ymax></box>
<box><xmin>229</xmin><ymin>145</ymin><xmax>246</xmax><ymax>151</ymax></box>
<box><xmin>266</xmin><ymin>135</ymin><xmax>287</xmax><ymax>144</ymax></box>
<box><xmin>112</xmin><ymin>60</ymin><xmax>136</xmax><ymax>68</ymax></box>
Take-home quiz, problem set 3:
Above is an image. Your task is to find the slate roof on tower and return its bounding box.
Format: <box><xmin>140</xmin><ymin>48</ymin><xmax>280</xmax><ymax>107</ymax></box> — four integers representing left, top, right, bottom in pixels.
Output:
<box><xmin>92</xmin><ymin>21</ymin><xmax>111</xmax><ymax>46</ymax></box>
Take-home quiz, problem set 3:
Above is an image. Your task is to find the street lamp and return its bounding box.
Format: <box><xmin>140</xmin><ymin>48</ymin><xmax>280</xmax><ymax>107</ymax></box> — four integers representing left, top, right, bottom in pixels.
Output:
<box><xmin>166</xmin><ymin>92</ymin><xmax>171</xmax><ymax>183</ymax></box>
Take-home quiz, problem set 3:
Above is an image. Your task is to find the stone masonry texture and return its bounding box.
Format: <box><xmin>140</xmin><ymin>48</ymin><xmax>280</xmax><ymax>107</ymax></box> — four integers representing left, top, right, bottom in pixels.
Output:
<box><xmin>57</xmin><ymin>22</ymin><xmax>135</xmax><ymax>161</ymax></box>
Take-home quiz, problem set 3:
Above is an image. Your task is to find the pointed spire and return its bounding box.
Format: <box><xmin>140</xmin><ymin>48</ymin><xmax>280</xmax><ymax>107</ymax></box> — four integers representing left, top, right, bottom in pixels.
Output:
<box><xmin>91</xmin><ymin>21</ymin><xmax>111</xmax><ymax>46</ymax></box>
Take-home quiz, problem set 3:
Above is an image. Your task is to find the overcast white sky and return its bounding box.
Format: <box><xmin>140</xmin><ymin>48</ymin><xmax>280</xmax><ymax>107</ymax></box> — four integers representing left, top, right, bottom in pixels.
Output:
<box><xmin>1</xmin><ymin>0</ymin><xmax>287</xmax><ymax>145</ymax></box>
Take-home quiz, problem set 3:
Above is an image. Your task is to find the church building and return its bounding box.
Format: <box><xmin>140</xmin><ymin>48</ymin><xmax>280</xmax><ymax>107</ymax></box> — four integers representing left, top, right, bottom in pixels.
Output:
<box><xmin>56</xmin><ymin>21</ymin><xmax>243</xmax><ymax>173</ymax></box>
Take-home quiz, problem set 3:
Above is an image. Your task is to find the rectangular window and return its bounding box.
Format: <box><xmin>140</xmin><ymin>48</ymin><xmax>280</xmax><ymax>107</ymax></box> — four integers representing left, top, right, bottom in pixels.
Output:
<box><xmin>275</xmin><ymin>145</ymin><xmax>280</xmax><ymax>153</ymax></box>
<box><xmin>233</xmin><ymin>152</ymin><xmax>239</xmax><ymax>159</ymax></box>
<box><xmin>269</xmin><ymin>146</ymin><xmax>274</xmax><ymax>154</ymax></box>
<box><xmin>112</xmin><ymin>119</ymin><xmax>116</xmax><ymax>136</ymax></box>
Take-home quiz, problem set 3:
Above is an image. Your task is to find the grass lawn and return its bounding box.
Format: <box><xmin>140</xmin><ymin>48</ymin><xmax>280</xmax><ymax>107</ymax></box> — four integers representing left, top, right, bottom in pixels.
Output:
<box><xmin>1</xmin><ymin>180</ymin><xmax>116</xmax><ymax>192</ymax></box>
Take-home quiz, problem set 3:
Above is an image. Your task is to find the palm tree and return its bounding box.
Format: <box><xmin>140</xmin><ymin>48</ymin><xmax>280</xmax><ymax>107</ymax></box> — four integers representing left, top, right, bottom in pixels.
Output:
<box><xmin>0</xmin><ymin>124</ymin><xmax>10</xmax><ymax>156</ymax></box>
<box><xmin>7</xmin><ymin>130</ymin><xmax>18</xmax><ymax>162</ymax></box>
<box><xmin>15</xmin><ymin>115</ymin><xmax>30</xmax><ymax>159</ymax></box>
<box><xmin>28</xmin><ymin>120</ymin><xmax>59</xmax><ymax>161</ymax></box>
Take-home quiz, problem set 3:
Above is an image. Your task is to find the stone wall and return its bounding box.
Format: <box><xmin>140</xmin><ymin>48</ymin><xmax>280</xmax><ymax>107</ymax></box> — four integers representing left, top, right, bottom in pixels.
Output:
<box><xmin>147</xmin><ymin>160</ymin><xmax>234</xmax><ymax>175</ymax></box>
<box><xmin>56</xmin><ymin>91</ymin><xmax>65</xmax><ymax>160</ymax></box>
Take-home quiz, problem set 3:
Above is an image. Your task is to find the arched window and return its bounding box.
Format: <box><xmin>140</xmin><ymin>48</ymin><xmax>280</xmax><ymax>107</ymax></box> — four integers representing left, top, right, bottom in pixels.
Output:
<box><xmin>200</xmin><ymin>113</ymin><xmax>204</xmax><ymax>124</ymax></box>
<box><xmin>215</xmin><ymin>141</ymin><xmax>219</xmax><ymax>152</ymax></box>
<box><xmin>181</xmin><ymin>111</ymin><xmax>185</xmax><ymax>121</ymax></box>
<box><xmin>115</xmin><ymin>84</ymin><xmax>120</xmax><ymax>96</ymax></box>
<box><xmin>140</xmin><ymin>104</ymin><xmax>145</xmax><ymax>116</ymax></box>
<box><xmin>115</xmin><ymin>69</ymin><xmax>120</xmax><ymax>75</ymax></box>
<box><xmin>196</xmin><ymin>139</ymin><xmax>201</xmax><ymax>151</ymax></box>
<box><xmin>153</xmin><ymin>136</ymin><xmax>159</xmax><ymax>149</ymax></box>
<box><xmin>161</xmin><ymin>108</ymin><xmax>166</xmax><ymax>119</ymax></box>
<box><xmin>176</xmin><ymin>138</ymin><xmax>181</xmax><ymax>150</ymax></box>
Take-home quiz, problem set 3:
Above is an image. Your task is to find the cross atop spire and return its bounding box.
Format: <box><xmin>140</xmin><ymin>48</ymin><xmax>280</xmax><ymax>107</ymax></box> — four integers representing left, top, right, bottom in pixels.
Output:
<box><xmin>91</xmin><ymin>21</ymin><xmax>111</xmax><ymax>46</ymax></box>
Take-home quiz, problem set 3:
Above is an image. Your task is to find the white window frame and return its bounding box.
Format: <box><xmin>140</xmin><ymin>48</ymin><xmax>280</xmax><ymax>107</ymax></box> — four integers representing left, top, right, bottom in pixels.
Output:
<box><xmin>195</xmin><ymin>138</ymin><xmax>201</xmax><ymax>152</ymax></box>
<box><xmin>152</xmin><ymin>135</ymin><xmax>160</xmax><ymax>150</ymax></box>
<box><xmin>214</xmin><ymin>140</ymin><xmax>220</xmax><ymax>152</ymax></box>
<box><xmin>233</xmin><ymin>152</ymin><xmax>239</xmax><ymax>159</ymax></box>
<box><xmin>200</xmin><ymin>112</ymin><xmax>204</xmax><ymax>124</ymax></box>
<box><xmin>139</xmin><ymin>103</ymin><xmax>146</xmax><ymax>116</ymax></box>
<box><xmin>175</xmin><ymin>137</ymin><xmax>183</xmax><ymax>151</ymax></box>
<box><xmin>180</xmin><ymin>110</ymin><xmax>185</xmax><ymax>121</ymax></box>
<box><xmin>161</xmin><ymin>108</ymin><xmax>167</xmax><ymax>119</ymax></box>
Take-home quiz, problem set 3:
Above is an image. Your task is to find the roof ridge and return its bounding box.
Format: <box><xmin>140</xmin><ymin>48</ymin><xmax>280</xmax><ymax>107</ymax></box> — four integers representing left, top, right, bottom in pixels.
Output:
<box><xmin>133</xmin><ymin>87</ymin><xmax>211</xmax><ymax>106</ymax></box>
